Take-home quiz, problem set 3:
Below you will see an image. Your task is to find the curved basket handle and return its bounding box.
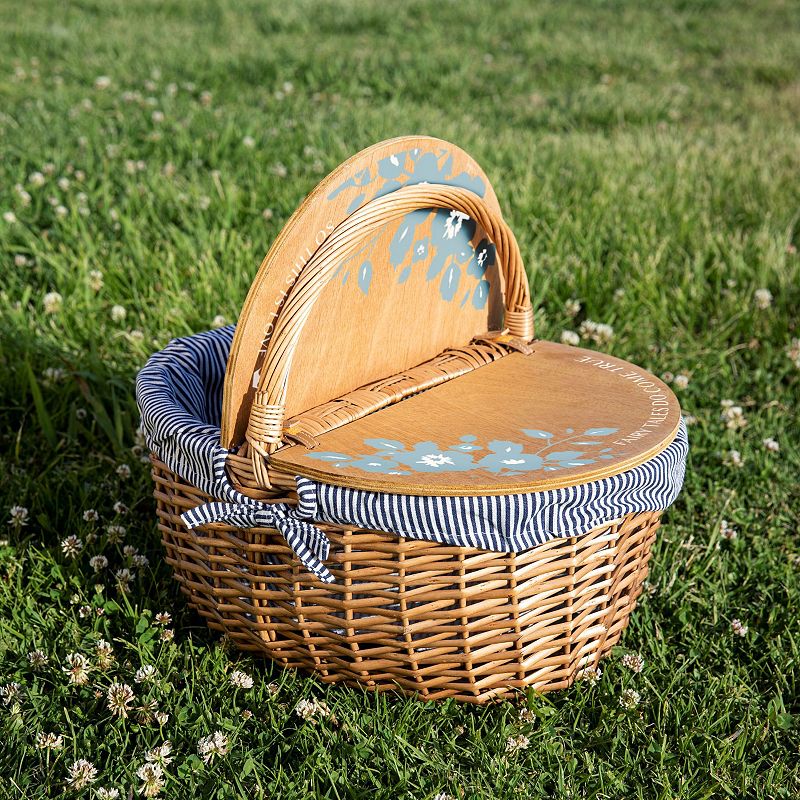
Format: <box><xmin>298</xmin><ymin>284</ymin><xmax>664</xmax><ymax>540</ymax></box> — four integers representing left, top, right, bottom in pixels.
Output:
<box><xmin>241</xmin><ymin>183</ymin><xmax>533</xmax><ymax>486</ymax></box>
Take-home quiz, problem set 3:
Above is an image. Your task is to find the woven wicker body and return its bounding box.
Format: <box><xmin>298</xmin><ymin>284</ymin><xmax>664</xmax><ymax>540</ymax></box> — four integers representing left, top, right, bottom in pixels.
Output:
<box><xmin>153</xmin><ymin>457</ymin><xmax>660</xmax><ymax>703</ymax></box>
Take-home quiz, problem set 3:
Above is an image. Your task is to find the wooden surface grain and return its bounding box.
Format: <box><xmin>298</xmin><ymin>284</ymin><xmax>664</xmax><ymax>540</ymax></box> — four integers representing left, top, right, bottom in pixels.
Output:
<box><xmin>270</xmin><ymin>341</ymin><xmax>682</xmax><ymax>495</ymax></box>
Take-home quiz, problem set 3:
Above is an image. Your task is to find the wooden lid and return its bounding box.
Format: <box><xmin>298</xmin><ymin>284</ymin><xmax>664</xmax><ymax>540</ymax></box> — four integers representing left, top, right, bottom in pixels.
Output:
<box><xmin>221</xmin><ymin>136</ymin><xmax>504</xmax><ymax>449</ymax></box>
<box><xmin>269</xmin><ymin>341</ymin><xmax>682</xmax><ymax>496</ymax></box>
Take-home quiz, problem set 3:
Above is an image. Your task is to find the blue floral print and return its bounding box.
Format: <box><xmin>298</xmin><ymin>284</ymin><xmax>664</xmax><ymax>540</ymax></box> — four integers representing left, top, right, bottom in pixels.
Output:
<box><xmin>305</xmin><ymin>427</ymin><xmax>621</xmax><ymax>476</ymax></box>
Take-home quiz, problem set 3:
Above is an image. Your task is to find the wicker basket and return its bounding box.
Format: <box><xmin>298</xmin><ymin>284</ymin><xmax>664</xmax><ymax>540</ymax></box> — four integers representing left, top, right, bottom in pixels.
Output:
<box><xmin>142</xmin><ymin>137</ymin><xmax>682</xmax><ymax>703</ymax></box>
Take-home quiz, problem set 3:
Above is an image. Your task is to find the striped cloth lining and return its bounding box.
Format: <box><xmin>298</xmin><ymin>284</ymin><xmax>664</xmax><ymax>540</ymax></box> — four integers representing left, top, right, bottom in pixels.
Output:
<box><xmin>136</xmin><ymin>327</ymin><xmax>688</xmax><ymax>583</ymax></box>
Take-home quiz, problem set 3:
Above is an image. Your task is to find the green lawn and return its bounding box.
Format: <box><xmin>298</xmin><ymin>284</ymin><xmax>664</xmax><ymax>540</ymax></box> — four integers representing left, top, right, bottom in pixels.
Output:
<box><xmin>1</xmin><ymin>1</ymin><xmax>799</xmax><ymax>797</ymax></box>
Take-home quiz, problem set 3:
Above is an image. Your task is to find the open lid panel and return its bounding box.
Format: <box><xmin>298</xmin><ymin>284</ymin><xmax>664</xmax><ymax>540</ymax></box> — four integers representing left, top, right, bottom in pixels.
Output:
<box><xmin>222</xmin><ymin>136</ymin><xmax>508</xmax><ymax>450</ymax></box>
<box><xmin>269</xmin><ymin>342</ymin><xmax>683</xmax><ymax>496</ymax></box>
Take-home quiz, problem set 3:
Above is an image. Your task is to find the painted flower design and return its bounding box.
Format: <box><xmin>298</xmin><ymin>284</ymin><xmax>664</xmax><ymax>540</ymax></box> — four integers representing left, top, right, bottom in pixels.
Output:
<box><xmin>326</xmin><ymin>148</ymin><xmax>492</xmax><ymax>307</ymax></box>
<box><xmin>305</xmin><ymin>427</ymin><xmax>619</xmax><ymax>476</ymax></box>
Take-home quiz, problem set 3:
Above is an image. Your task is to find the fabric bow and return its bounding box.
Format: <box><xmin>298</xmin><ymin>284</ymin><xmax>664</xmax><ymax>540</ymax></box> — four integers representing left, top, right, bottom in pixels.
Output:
<box><xmin>180</xmin><ymin>481</ymin><xmax>333</xmax><ymax>584</ymax></box>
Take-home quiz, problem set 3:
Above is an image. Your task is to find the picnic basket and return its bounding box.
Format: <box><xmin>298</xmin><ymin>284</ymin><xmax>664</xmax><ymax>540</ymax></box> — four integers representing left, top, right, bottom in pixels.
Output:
<box><xmin>138</xmin><ymin>136</ymin><xmax>687</xmax><ymax>703</ymax></box>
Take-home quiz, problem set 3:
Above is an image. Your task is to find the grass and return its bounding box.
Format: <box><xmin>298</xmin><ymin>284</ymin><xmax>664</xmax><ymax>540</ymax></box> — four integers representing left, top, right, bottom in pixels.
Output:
<box><xmin>1</xmin><ymin>0</ymin><xmax>799</xmax><ymax>797</ymax></box>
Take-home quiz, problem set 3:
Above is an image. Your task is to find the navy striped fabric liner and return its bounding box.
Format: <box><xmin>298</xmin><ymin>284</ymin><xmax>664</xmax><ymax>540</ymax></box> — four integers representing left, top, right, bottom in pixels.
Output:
<box><xmin>136</xmin><ymin>327</ymin><xmax>688</xmax><ymax>583</ymax></box>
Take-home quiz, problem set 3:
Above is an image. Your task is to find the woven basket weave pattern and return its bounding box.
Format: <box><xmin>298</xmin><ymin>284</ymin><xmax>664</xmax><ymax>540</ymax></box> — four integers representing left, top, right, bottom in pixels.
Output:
<box><xmin>153</xmin><ymin>458</ymin><xmax>659</xmax><ymax>702</ymax></box>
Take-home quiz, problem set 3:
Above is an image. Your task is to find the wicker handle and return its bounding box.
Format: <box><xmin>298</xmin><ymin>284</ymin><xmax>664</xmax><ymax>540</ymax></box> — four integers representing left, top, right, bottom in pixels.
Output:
<box><xmin>243</xmin><ymin>183</ymin><xmax>533</xmax><ymax>484</ymax></box>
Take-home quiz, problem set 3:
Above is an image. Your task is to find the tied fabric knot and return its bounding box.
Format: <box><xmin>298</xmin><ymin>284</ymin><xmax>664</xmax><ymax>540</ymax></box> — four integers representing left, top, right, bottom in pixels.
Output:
<box><xmin>180</xmin><ymin>464</ymin><xmax>334</xmax><ymax>583</ymax></box>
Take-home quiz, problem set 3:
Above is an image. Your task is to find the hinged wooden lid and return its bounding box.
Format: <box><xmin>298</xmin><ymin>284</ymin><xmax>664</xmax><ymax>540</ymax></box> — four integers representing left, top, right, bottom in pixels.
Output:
<box><xmin>221</xmin><ymin>136</ymin><xmax>505</xmax><ymax>450</ymax></box>
<box><xmin>269</xmin><ymin>342</ymin><xmax>682</xmax><ymax>496</ymax></box>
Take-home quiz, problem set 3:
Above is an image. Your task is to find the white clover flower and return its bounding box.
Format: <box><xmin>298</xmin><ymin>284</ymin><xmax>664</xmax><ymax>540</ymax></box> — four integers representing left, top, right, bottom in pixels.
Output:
<box><xmin>55</xmin><ymin>205</ymin><xmax>68</xmax><ymax>218</ymax></box>
<box><xmin>621</xmin><ymin>653</ymin><xmax>645</xmax><ymax>673</ymax></box>
<box><xmin>720</xmin><ymin>520</ymin><xmax>737</xmax><ymax>540</ymax></box>
<box><xmin>518</xmin><ymin>706</ymin><xmax>535</xmax><ymax>724</ymax></box>
<box><xmin>560</xmin><ymin>330</ymin><xmax>580</xmax><ymax>346</ymax></box>
<box><xmin>229</xmin><ymin>670</ymin><xmax>254</xmax><ymax>690</ymax></box>
<box><xmin>731</xmin><ymin>618</ymin><xmax>748</xmax><ymax>637</ymax></box>
<box><xmin>619</xmin><ymin>688</ymin><xmax>641</xmax><ymax>709</ymax></box>
<box><xmin>106</xmin><ymin>524</ymin><xmax>127</xmax><ymax>543</ymax></box>
<box><xmin>683</xmin><ymin>414</ymin><xmax>698</xmax><ymax>426</ymax></box>
<box><xmin>110</xmin><ymin>304</ymin><xmax>127</xmax><ymax>323</ymax></box>
<box><xmin>89</xmin><ymin>270</ymin><xmax>104</xmax><ymax>292</ymax></box>
<box><xmin>505</xmin><ymin>733</ymin><xmax>530</xmax><ymax>753</ymax></box>
<box><xmin>28</xmin><ymin>649</ymin><xmax>48</xmax><ymax>668</ymax></box>
<box><xmin>211</xmin><ymin>314</ymin><xmax>227</xmax><ymax>328</ymax></box>
<box><xmin>36</xmin><ymin>731</ymin><xmax>64</xmax><ymax>750</ymax></box>
<box><xmin>580</xmin><ymin>665</ymin><xmax>602</xmax><ymax>684</ymax></box>
<box><xmin>15</xmin><ymin>185</ymin><xmax>32</xmax><ymax>205</ymax></box>
<box><xmin>14</xmin><ymin>254</ymin><xmax>27</xmax><ymax>267</ymax></box>
<box><xmin>294</xmin><ymin>697</ymin><xmax>331</xmax><ymax>721</ymax></box>
<box><xmin>754</xmin><ymin>288</ymin><xmax>773</xmax><ymax>310</ymax></box>
<box><xmin>57</xmin><ymin>177</ymin><xmax>70</xmax><ymax>191</ymax></box>
<box><xmin>151</xmin><ymin>110</ymin><xmax>165</xmax><ymax>123</ymax></box>
<box><xmin>67</xmin><ymin>759</ymin><xmax>98</xmax><ymax>790</ymax></box>
<box><xmin>113</xmin><ymin>501</ymin><xmax>128</xmax><ymax>515</ymax></box>
<box><xmin>116</xmin><ymin>463</ymin><xmax>131</xmax><ymax>479</ymax></box>
<box><xmin>89</xmin><ymin>555</ymin><xmax>109</xmax><ymax>573</ymax></box>
<box><xmin>123</xmin><ymin>545</ymin><xmax>138</xmax><ymax>557</ymax></box>
<box><xmin>762</xmin><ymin>437</ymin><xmax>780</xmax><ymax>453</ymax></box>
<box><xmin>61</xmin><ymin>535</ymin><xmax>83</xmax><ymax>559</ymax></box>
<box><xmin>96</xmin><ymin>639</ymin><xmax>114</xmax><ymax>669</ymax></box>
<box><xmin>29</xmin><ymin>171</ymin><xmax>46</xmax><ymax>187</ymax></box>
<box><xmin>42</xmin><ymin>366</ymin><xmax>67</xmax><ymax>384</ymax></box>
<box><xmin>1</xmin><ymin>682</ymin><xmax>22</xmax><ymax>705</ymax></box>
<box><xmin>579</xmin><ymin>319</ymin><xmax>614</xmax><ymax>345</ymax></box>
<box><xmin>673</xmin><ymin>374</ymin><xmax>689</xmax><ymax>390</ymax></box>
<box><xmin>720</xmin><ymin>403</ymin><xmax>747</xmax><ymax>431</ymax></box>
<box><xmin>94</xmin><ymin>75</ymin><xmax>112</xmax><ymax>90</ymax></box>
<box><xmin>135</xmin><ymin>664</ymin><xmax>156</xmax><ymax>683</ymax></box>
<box><xmin>3</xmin><ymin>211</ymin><xmax>17</xmax><ymax>224</ymax></box>
<box><xmin>83</xmin><ymin>509</ymin><xmax>99</xmax><ymax>522</ymax></box>
<box><xmin>723</xmin><ymin>450</ymin><xmax>744</xmax><ymax>469</ymax></box>
<box><xmin>96</xmin><ymin>789</ymin><xmax>120</xmax><ymax>800</ymax></box>
<box><xmin>197</xmin><ymin>730</ymin><xmax>229</xmax><ymax>763</ymax></box>
<box><xmin>155</xmin><ymin>711</ymin><xmax>169</xmax><ymax>726</ymax></box>
<box><xmin>242</xmin><ymin>135</ymin><xmax>255</xmax><ymax>148</ymax></box>
<box><xmin>63</xmin><ymin>652</ymin><xmax>91</xmax><ymax>685</ymax></box>
<box><xmin>106</xmin><ymin>682</ymin><xmax>135</xmax><ymax>717</ymax></box>
<box><xmin>271</xmin><ymin>162</ymin><xmax>288</xmax><ymax>178</ymax></box>
<box><xmin>154</xmin><ymin>612</ymin><xmax>172</xmax><ymax>626</ymax></box>
<box><xmin>200</xmin><ymin>90</ymin><xmax>212</xmax><ymax>106</ymax></box>
<box><xmin>8</xmin><ymin>505</ymin><xmax>29</xmax><ymax>527</ymax></box>
<box><xmin>160</xmin><ymin>628</ymin><xmax>174</xmax><ymax>642</ymax></box>
<box><xmin>43</xmin><ymin>291</ymin><xmax>63</xmax><ymax>314</ymax></box>
<box><xmin>262</xmin><ymin>207</ymin><xmax>274</xmax><ymax>220</ymax></box>
<box><xmin>564</xmin><ymin>297</ymin><xmax>581</xmax><ymax>319</ymax></box>
<box><xmin>145</xmin><ymin>740</ymin><xmax>173</xmax><ymax>766</ymax></box>
<box><xmin>136</xmin><ymin>698</ymin><xmax>159</xmax><ymax>724</ymax></box>
<box><xmin>132</xmin><ymin>553</ymin><xmax>149</xmax><ymax>568</ymax></box>
<box><xmin>136</xmin><ymin>762</ymin><xmax>165</xmax><ymax>797</ymax></box>
<box><xmin>115</xmin><ymin>568</ymin><xmax>135</xmax><ymax>591</ymax></box>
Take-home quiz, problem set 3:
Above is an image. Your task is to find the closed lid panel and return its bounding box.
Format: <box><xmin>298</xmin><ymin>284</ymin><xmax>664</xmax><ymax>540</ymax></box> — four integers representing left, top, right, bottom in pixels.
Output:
<box><xmin>270</xmin><ymin>341</ymin><xmax>682</xmax><ymax>496</ymax></box>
